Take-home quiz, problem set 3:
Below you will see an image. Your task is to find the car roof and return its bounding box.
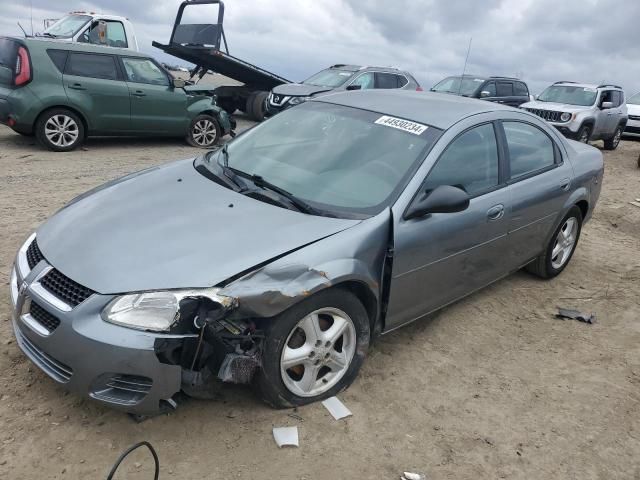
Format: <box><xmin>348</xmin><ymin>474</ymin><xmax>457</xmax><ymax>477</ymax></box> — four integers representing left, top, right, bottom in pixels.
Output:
<box><xmin>315</xmin><ymin>90</ymin><xmax>511</xmax><ymax>130</ymax></box>
<box><xmin>19</xmin><ymin>37</ymin><xmax>149</xmax><ymax>58</ymax></box>
<box><xmin>329</xmin><ymin>64</ymin><xmax>408</xmax><ymax>74</ymax></box>
<box><xmin>553</xmin><ymin>81</ymin><xmax>622</xmax><ymax>90</ymax></box>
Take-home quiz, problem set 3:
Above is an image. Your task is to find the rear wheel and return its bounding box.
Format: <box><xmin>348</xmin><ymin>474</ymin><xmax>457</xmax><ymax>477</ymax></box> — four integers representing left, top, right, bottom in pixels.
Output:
<box><xmin>576</xmin><ymin>125</ymin><xmax>591</xmax><ymax>144</ymax></box>
<box><xmin>603</xmin><ymin>125</ymin><xmax>622</xmax><ymax>150</ymax></box>
<box><xmin>35</xmin><ymin>109</ymin><xmax>85</xmax><ymax>152</ymax></box>
<box><xmin>187</xmin><ymin>114</ymin><xmax>221</xmax><ymax>148</ymax></box>
<box><xmin>525</xmin><ymin>206</ymin><xmax>583</xmax><ymax>279</ymax></box>
<box><xmin>251</xmin><ymin>91</ymin><xmax>269</xmax><ymax>121</ymax></box>
<box><xmin>254</xmin><ymin>288</ymin><xmax>370</xmax><ymax>408</ymax></box>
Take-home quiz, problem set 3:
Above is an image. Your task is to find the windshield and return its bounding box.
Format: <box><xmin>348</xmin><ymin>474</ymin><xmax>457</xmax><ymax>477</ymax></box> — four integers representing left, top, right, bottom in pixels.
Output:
<box><xmin>42</xmin><ymin>15</ymin><xmax>91</xmax><ymax>38</ymax></box>
<box><xmin>432</xmin><ymin>76</ymin><xmax>484</xmax><ymax>96</ymax></box>
<box><xmin>628</xmin><ymin>92</ymin><xmax>640</xmax><ymax>105</ymax></box>
<box><xmin>303</xmin><ymin>69</ymin><xmax>354</xmax><ymax>88</ymax></box>
<box><xmin>202</xmin><ymin>102</ymin><xmax>440</xmax><ymax>216</ymax></box>
<box><xmin>537</xmin><ymin>85</ymin><xmax>597</xmax><ymax>106</ymax></box>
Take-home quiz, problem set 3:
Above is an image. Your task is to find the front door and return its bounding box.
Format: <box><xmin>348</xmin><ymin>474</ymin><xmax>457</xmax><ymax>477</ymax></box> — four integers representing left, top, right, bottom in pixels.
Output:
<box><xmin>62</xmin><ymin>52</ymin><xmax>130</xmax><ymax>133</ymax></box>
<box><xmin>120</xmin><ymin>57</ymin><xmax>188</xmax><ymax>134</ymax></box>
<box><xmin>385</xmin><ymin>122</ymin><xmax>511</xmax><ymax>330</ymax></box>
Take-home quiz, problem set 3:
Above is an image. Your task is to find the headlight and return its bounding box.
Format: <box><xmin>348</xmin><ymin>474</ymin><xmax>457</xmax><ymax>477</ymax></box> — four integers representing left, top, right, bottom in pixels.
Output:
<box><xmin>289</xmin><ymin>96</ymin><xmax>311</xmax><ymax>105</ymax></box>
<box><xmin>102</xmin><ymin>288</ymin><xmax>235</xmax><ymax>332</ymax></box>
<box><xmin>560</xmin><ymin>112</ymin><xmax>572</xmax><ymax>122</ymax></box>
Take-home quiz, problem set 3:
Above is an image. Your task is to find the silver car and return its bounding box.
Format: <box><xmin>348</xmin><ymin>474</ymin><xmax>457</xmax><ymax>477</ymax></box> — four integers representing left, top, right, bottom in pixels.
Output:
<box><xmin>10</xmin><ymin>91</ymin><xmax>603</xmax><ymax>415</ymax></box>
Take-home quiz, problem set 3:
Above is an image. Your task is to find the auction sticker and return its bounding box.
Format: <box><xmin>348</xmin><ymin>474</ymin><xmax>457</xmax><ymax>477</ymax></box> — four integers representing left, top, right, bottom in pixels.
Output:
<box><xmin>375</xmin><ymin>115</ymin><xmax>428</xmax><ymax>135</ymax></box>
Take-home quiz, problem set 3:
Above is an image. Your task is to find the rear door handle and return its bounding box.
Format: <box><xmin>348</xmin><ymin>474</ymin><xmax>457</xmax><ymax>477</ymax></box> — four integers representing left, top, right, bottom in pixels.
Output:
<box><xmin>559</xmin><ymin>178</ymin><xmax>571</xmax><ymax>190</ymax></box>
<box><xmin>487</xmin><ymin>204</ymin><xmax>505</xmax><ymax>221</ymax></box>
<box><xmin>132</xmin><ymin>90</ymin><xmax>146</xmax><ymax>97</ymax></box>
<box><xmin>68</xmin><ymin>83</ymin><xmax>86</xmax><ymax>90</ymax></box>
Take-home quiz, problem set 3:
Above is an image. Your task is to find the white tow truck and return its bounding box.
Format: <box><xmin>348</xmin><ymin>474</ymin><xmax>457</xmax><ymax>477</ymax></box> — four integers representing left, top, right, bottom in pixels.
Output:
<box><xmin>36</xmin><ymin>11</ymin><xmax>139</xmax><ymax>51</ymax></box>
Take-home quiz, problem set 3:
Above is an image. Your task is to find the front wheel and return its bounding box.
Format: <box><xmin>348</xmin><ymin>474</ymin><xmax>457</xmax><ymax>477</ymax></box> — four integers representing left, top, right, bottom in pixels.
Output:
<box><xmin>576</xmin><ymin>125</ymin><xmax>591</xmax><ymax>144</ymax></box>
<box><xmin>525</xmin><ymin>206</ymin><xmax>583</xmax><ymax>279</ymax></box>
<box><xmin>186</xmin><ymin>114</ymin><xmax>221</xmax><ymax>148</ymax></box>
<box><xmin>35</xmin><ymin>108</ymin><xmax>85</xmax><ymax>152</ymax></box>
<box><xmin>255</xmin><ymin>288</ymin><xmax>370</xmax><ymax>408</ymax></box>
<box><xmin>603</xmin><ymin>125</ymin><xmax>622</xmax><ymax>150</ymax></box>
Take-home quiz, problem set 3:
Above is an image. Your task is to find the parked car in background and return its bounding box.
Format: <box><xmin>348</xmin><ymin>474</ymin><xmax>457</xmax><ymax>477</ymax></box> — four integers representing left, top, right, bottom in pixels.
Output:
<box><xmin>266</xmin><ymin>64</ymin><xmax>421</xmax><ymax>116</ymax></box>
<box><xmin>36</xmin><ymin>12</ymin><xmax>139</xmax><ymax>51</ymax></box>
<box><xmin>430</xmin><ymin>75</ymin><xmax>531</xmax><ymax>107</ymax></box>
<box><xmin>0</xmin><ymin>37</ymin><xmax>234</xmax><ymax>151</ymax></box>
<box><xmin>521</xmin><ymin>81</ymin><xmax>627</xmax><ymax>150</ymax></box>
<box><xmin>624</xmin><ymin>92</ymin><xmax>640</xmax><ymax>136</ymax></box>
<box><xmin>10</xmin><ymin>90</ymin><xmax>602</xmax><ymax>414</ymax></box>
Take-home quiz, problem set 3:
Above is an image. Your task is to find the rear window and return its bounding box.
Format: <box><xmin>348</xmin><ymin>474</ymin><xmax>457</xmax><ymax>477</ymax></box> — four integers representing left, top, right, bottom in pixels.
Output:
<box><xmin>514</xmin><ymin>82</ymin><xmax>529</xmax><ymax>96</ymax></box>
<box><xmin>47</xmin><ymin>49</ymin><xmax>68</xmax><ymax>73</ymax></box>
<box><xmin>65</xmin><ymin>53</ymin><xmax>118</xmax><ymax>80</ymax></box>
<box><xmin>0</xmin><ymin>38</ymin><xmax>18</xmax><ymax>71</ymax></box>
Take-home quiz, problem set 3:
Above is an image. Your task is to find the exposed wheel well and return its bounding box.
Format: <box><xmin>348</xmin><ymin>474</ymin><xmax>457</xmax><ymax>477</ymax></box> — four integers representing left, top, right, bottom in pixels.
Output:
<box><xmin>335</xmin><ymin>281</ymin><xmax>378</xmax><ymax>336</ymax></box>
<box><xmin>575</xmin><ymin>200</ymin><xmax>589</xmax><ymax>220</ymax></box>
<box><xmin>35</xmin><ymin>106</ymin><xmax>89</xmax><ymax>137</ymax></box>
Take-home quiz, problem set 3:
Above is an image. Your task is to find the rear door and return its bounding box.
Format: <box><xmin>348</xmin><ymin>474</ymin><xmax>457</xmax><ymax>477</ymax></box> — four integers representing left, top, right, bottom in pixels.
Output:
<box><xmin>120</xmin><ymin>56</ymin><xmax>188</xmax><ymax>134</ymax></box>
<box><xmin>496</xmin><ymin>81</ymin><xmax>519</xmax><ymax>106</ymax></box>
<box><xmin>63</xmin><ymin>51</ymin><xmax>130</xmax><ymax>133</ymax></box>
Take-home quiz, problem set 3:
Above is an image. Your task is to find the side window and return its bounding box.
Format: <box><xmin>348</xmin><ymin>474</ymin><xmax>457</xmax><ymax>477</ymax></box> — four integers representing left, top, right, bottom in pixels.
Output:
<box><xmin>503</xmin><ymin>122</ymin><xmax>555</xmax><ymax>179</ymax></box>
<box><xmin>397</xmin><ymin>75</ymin><xmax>408</xmax><ymax>88</ymax></box>
<box><xmin>600</xmin><ymin>90</ymin><xmax>613</xmax><ymax>106</ymax></box>
<box><xmin>65</xmin><ymin>53</ymin><xmax>118</xmax><ymax>80</ymax></box>
<box><xmin>514</xmin><ymin>82</ymin><xmax>529</xmax><ymax>97</ymax></box>
<box><xmin>121</xmin><ymin>58</ymin><xmax>169</xmax><ymax>86</ymax></box>
<box><xmin>611</xmin><ymin>91</ymin><xmax>622</xmax><ymax>107</ymax></box>
<box><xmin>423</xmin><ymin>123</ymin><xmax>499</xmax><ymax>196</ymax></box>
<box><xmin>78</xmin><ymin>20</ymin><xmax>128</xmax><ymax>48</ymax></box>
<box><xmin>46</xmin><ymin>49</ymin><xmax>68</xmax><ymax>73</ymax></box>
<box><xmin>350</xmin><ymin>72</ymin><xmax>375</xmax><ymax>90</ymax></box>
<box><xmin>496</xmin><ymin>81</ymin><xmax>514</xmax><ymax>97</ymax></box>
<box><xmin>375</xmin><ymin>72</ymin><xmax>398</xmax><ymax>89</ymax></box>
<box><xmin>482</xmin><ymin>82</ymin><xmax>496</xmax><ymax>97</ymax></box>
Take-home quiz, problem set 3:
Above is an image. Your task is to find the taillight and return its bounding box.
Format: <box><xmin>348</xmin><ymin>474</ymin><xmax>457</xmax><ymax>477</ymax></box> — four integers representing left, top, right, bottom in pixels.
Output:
<box><xmin>416</xmin><ymin>86</ymin><xmax>424</xmax><ymax>92</ymax></box>
<box><xmin>15</xmin><ymin>46</ymin><xmax>32</xmax><ymax>86</ymax></box>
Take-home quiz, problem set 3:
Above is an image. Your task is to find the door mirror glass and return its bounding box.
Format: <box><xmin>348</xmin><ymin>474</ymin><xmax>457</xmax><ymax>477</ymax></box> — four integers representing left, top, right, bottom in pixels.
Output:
<box><xmin>601</xmin><ymin>101</ymin><xmax>613</xmax><ymax>109</ymax></box>
<box><xmin>346</xmin><ymin>84</ymin><xmax>362</xmax><ymax>91</ymax></box>
<box><xmin>173</xmin><ymin>78</ymin><xmax>186</xmax><ymax>89</ymax></box>
<box><xmin>404</xmin><ymin>185</ymin><xmax>470</xmax><ymax>220</ymax></box>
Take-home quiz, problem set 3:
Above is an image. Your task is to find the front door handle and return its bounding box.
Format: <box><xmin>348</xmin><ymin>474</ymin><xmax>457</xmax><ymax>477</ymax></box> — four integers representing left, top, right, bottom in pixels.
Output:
<box><xmin>487</xmin><ymin>204</ymin><xmax>505</xmax><ymax>221</ymax></box>
<box><xmin>132</xmin><ymin>90</ymin><xmax>146</xmax><ymax>97</ymax></box>
<box><xmin>559</xmin><ymin>178</ymin><xmax>571</xmax><ymax>190</ymax></box>
<box><xmin>68</xmin><ymin>83</ymin><xmax>86</xmax><ymax>90</ymax></box>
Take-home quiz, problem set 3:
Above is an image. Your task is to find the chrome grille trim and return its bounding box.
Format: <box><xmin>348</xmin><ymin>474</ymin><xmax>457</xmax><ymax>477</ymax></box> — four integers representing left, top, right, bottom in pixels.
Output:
<box><xmin>526</xmin><ymin>108</ymin><xmax>563</xmax><ymax>123</ymax></box>
<box><xmin>15</xmin><ymin>327</ymin><xmax>73</xmax><ymax>383</ymax></box>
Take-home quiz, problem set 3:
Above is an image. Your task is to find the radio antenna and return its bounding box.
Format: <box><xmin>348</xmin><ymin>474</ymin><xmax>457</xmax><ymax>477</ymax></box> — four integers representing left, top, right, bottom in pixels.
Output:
<box><xmin>458</xmin><ymin>37</ymin><xmax>473</xmax><ymax>95</ymax></box>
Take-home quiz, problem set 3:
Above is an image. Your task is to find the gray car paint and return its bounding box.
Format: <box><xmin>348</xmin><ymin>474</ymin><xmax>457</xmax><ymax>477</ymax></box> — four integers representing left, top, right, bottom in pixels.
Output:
<box><xmin>11</xmin><ymin>91</ymin><xmax>603</xmax><ymax>414</ymax></box>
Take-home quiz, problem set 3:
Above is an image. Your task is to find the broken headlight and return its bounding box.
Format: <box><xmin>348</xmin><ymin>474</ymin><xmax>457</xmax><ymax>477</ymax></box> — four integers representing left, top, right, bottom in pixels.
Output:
<box><xmin>101</xmin><ymin>288</ymin><xmax>235</xmax><ymax>333</ymax></box>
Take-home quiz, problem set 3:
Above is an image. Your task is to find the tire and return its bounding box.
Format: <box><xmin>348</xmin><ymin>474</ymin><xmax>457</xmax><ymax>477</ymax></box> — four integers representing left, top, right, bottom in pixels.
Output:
<box><xmin>244</xmin><ymin>92</ymin><xmax>258</xmax><ymax>119</ymax></box>
<box><xmin>186</xmin><ymin>114</ymin><xmax>221</xmax><ymax>148</ymax></box>
<box><xmin>603</xmin><ymin>125</ymin><xmax>622</xmax><ymax>150</ymax></box>
<box><xmin>250</xmin><ymin>91</ymin><xmax>269</xmax><ymax>122</ymax></box>
<box><xmin>576</xmin><ymin>125</ymin><xmax>591</xmax><ymax>144</ymax></box>
<box><xmin>35</xmin><ymin>108</ymin><xmax>85</xmax><ymax>152</ymax></box>
<box><xmin>525</xmin><ymin>206</ymin><xmax>583</xmax><ymax>279</ymax></box>
<box><xmin>254</xmin><ymin>288</ymin><xmax>370</xmax><ymax>408</ymax></box>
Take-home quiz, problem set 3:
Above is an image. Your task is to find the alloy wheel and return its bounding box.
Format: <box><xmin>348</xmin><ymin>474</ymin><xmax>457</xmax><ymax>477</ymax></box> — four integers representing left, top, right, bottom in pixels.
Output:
<box><xmin>551</xmin><ymin>217</ymin><xmax>578</xmax><ymax>269</ymax></box>
<box><xmin>280</xmin><ymin>307</ymin><xmax>356</xmax><ymax>397</ymax></box>
<box><xmin>612</xmin><ymin>128</ymin><xmax>622</xmax><ymax>148</ymax></box>
<box><xmin>45</xmin><ymin>115</ymin><xmax>79</xmax><ymax>148</ymax></box>
<box><xmin>191</xmin><ymin>119</ymin><xmax>217</xmax><ymax>146</ymax></box>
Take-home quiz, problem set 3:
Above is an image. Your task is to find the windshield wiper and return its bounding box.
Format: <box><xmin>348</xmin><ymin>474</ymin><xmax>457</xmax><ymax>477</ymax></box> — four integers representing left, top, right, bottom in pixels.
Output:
<box><xmin>40</xmin><ymin>32</ymin><xmax>58</xmax><ymax>38</ymax></box>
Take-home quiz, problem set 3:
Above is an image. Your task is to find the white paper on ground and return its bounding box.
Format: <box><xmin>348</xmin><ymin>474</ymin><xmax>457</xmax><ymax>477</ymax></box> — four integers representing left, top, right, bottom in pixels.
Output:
<box><xmin>322</xmin><ymin>396</ymin><xmax>352</xmax><ymax>420</ymax></box>
<box><xmin>273</xmin><ymin>426</ymin><xmax>299</xmax><ymax>448</ymax></box>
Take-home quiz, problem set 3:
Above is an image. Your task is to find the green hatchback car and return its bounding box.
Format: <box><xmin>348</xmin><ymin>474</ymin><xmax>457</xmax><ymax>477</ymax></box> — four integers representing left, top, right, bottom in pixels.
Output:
<box><xmin>0</xmin><ymin>37</ymin><xmax>234</xmax><ymax>151</ymax></box>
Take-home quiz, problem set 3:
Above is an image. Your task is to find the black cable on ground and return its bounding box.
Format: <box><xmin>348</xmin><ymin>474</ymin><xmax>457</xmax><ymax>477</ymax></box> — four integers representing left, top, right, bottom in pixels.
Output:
<box><xmin>106</xmin><ymin>441</ymin><xmax>160</xmax><ymax>480</ymax></box>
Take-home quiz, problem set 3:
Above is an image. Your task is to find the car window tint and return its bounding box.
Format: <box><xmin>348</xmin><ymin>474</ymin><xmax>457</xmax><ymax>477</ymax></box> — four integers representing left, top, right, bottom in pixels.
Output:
<box><xmin>496</xmin><ymin>81</ymin><xmax>513</xmax><ymax>96</ymax></box>
<box><xmin>514</xmin><ymin>82</ymin><xmax>529</xmax><ymax>96</ymax></box>
<box><xmin>423</xmin><ymin>123</ymin><xmax>499</xmax><ymax>196</ymax></box>
<box><xmin>122</xmin><ymin>58</ymin><xmax>168</xmax><ymax>85</ymax></box>
<box><xmin>350</xmin><ymin>72</ymin><xmax>375</xmax><ymax>90</ymax></box>
<box><xmin>397</xmin><ymin>75</ymin><xmax>408</xmax><ymax>88</ymax></box>
<box><xmin>376</xmin><ymin>72</ymin><xmax>399</xmax><ymax>89</ymax></box>
<box><xmin>78</xmin><ymin>20</ymin><xmax>128</xmax><ymax>48</ymax></box>
<box><xmin>504</xmin><ymin>122</ymin><xmax>555</xmax><ymax>179</ymax></box>
<box><xmin>482</xmin><ymin>82</ymin><xmax>496</xmax><ymax>97</ymax></box>
<box><xmin>47</xmin><ymin>49</ymin><xmax>68</xmax><ymax>73</ymax></box>
<box><xmin>611</xmin><ymin>91</ymin><xmax>621</xmax><ymax>107</ymax></box>
<box><xmin>600</xmin><ymin>90</ymin><xmax>613</xmax><ymax>106</ymax></box>
<box><xmin>66</xmin><ymin>53</ymin><xmax>118</xmax><ymax>80</ymax></box>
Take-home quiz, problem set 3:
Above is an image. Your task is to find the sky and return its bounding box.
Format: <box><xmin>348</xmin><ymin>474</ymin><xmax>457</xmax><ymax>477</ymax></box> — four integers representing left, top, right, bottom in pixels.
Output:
<box><xmin>1</xmin><ymin>0</ymin><xmax>639</xmax><ymax>95</ymax></box>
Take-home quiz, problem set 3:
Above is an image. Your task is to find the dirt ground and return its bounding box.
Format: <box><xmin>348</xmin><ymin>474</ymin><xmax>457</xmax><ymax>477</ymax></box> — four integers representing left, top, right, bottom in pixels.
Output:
<box><xmin>0</xmin><ymin>121</ymin><xmax>638</xmax><ymax>480</ymax></box>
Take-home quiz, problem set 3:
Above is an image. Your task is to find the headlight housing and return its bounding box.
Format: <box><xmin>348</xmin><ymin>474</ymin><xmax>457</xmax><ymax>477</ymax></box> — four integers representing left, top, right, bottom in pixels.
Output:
<box><xmin>102</xmin><ymin>288</ymin><xmax>235</xmax><ymax>333</ymax></box>
<box><xmin>289</xmin><ymin>96</ymin><xmax>311</xmax><ymax>105</ymax></box>
<box><xmin>560</xmin><ymin>112</ymin><xmax>572</xmax><ymax>122</ymax></box>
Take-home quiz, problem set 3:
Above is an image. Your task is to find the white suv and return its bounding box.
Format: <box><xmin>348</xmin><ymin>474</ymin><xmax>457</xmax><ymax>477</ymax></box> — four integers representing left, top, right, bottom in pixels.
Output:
<box><xmin>521</xmin><ymin>82</ymin><xmax>627</xmax><ymax>150</ymax></box>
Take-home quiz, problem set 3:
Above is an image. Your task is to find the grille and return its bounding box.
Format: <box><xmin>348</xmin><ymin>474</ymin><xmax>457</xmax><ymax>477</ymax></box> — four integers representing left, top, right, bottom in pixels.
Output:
<box><xmin>29</xmin><ymin>301</ymin><xmax>61</xmax><ymax>332</ymax></box>
<box><xmin>629</xmin><ymin>115</ymin><xmax>640</xmax><ymax>121</ymax></box>
<box><xmin>40</xmin><ymin>269</ymin><xmax>95</xmax><ymax>307</ymax></box>
<box><xmin>16</xmin><ymin>328</ymin><xmax>72</xmax><ymax>382</ymax></box>
<box><xmin>91</xmin><ymin>374</ymin><xmax>153</xmax><ymax>406</ymax></box>
<box><xmin>26</xmin><ymin>239</ymin><xmax>45</xmax><ymax>270</ymax></box>
<box><xmin>526</xmin><ymin>108</ymin><xmax>563</xmax><ymax>122</ymax></box>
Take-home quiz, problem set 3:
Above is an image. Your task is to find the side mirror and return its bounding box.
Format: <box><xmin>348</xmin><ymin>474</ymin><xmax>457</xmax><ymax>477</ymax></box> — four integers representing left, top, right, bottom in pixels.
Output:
<box><xmin>480</xmin><ymin>90</ymin><xmax>491</xmax><ymax>98</ymax></box>
<box><xmin>601</xmin><ymin>101</ymin><xmax>613</xmax><ymax>109</ymax></box>
<box><xmin>346</xmin><ymin>84</ymin><xmax>362</xmax><ymax>91</ymax></box>
<box><xmin>404</xmin><ymin>185</ymin><xmax>470</xmax><ymax>220</ymax></box>
<box><xmin>173</xmin><ymin>78</ymin><xmax>186</xmax><ymax>89</ymax></box>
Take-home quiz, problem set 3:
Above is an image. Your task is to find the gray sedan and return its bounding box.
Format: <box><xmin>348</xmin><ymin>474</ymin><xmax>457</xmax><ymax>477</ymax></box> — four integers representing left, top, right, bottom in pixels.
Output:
<box><xmin>10</xmin><ymin>90</ymin><xmax>603</xmax><ymax>414</ymax></box>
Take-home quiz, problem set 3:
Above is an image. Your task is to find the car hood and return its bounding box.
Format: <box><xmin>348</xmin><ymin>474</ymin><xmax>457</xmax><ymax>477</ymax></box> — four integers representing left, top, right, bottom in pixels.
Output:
<box><xmin>272</xmin><ymin>83</ymin><xmax>333</xmax><ymax>97</ymax></box>
<box><xmin>520</xmin><ymin>100</ymin><xmax>590</xmax><ymax>113</ymax></box>
<box><xmin>627</xmin><ymin>103</ymin><xmax>640</xmax><ymax>116</ymax></box>
<box><xmin>36</xmin><ymin>159</ymin><xmax>359</xmax><ymax>294</ymax></box>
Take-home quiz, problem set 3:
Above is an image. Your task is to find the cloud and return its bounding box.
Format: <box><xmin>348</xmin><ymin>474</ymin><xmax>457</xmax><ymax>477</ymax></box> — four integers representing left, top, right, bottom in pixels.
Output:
<box><xmin>0</xmin><ymin>0</ymin><xmax>638</xmax><ymax>95</ymax></box>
